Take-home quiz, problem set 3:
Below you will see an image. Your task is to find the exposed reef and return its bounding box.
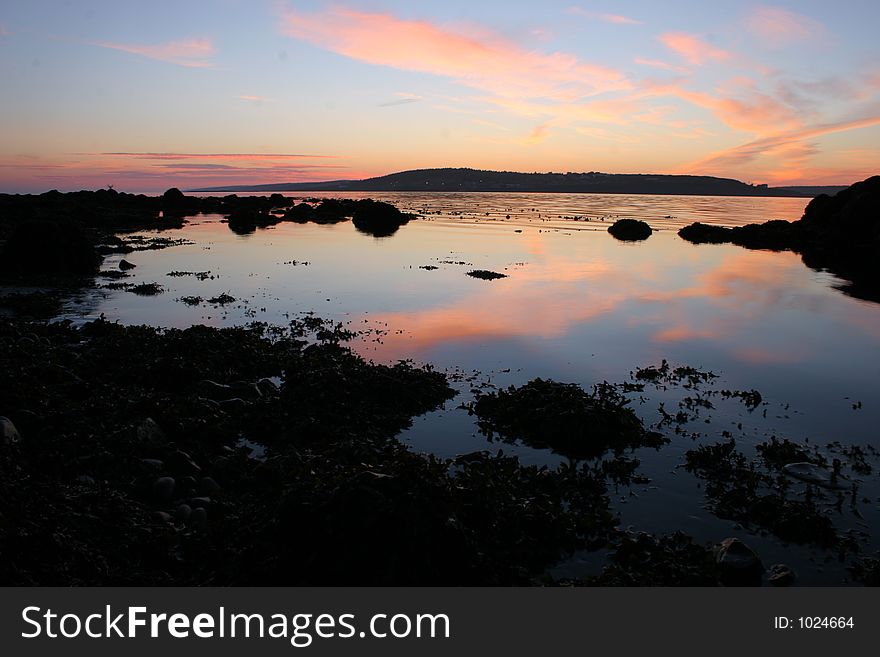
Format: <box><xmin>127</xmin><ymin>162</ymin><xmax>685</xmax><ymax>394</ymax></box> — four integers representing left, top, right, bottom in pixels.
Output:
<box><xmin>678</xmin><ymin>176</ymin><xmax>880</xmax><ymax>301</ymax></box>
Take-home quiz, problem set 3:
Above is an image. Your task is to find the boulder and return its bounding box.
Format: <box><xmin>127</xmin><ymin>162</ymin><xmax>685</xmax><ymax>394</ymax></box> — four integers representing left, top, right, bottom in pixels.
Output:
<box><xmin>608</xmin><ymin>219</ymin><xmax>652</xmax><ymax>241</ymax></box>
<box><xmin>352</xmin><ymin>199</ymin><xmax>411</xmax><ymax>237</ymax></box>
<box><xmin>1</xmin><ymin>416</ymin><xmax>21</xmax><ymax>446</ymax></box>
<box><xmin>1</xmin><ymin>221</ymin><xmax>101</xmax><ymax>275</ymax></box>
<box><xmin>714</xmin><ymin>537</ymin><xmax>763</xmax><ymax>586</ymax></box>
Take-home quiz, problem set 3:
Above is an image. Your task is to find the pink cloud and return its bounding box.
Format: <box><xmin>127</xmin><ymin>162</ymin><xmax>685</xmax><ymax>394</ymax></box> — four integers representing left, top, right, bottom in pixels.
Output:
<box><xmin>658</xmin><ymin>32</ymin><xmax>731</xmax><ymax>66</ymax></box>
<box><xmin>0</xmin><ymin>25</ymin><xmax>10</xmax><ymax>37</ymax></box>
<box><xmin>91</xmin><ymin>37</ymin><xmax>216</xmax><ymax>68</ymax></box>
<box><xmin>239</xmin><ymin>95</ymin><xmax>270</xmax><ymax>103</ymax></box>
<box><xmin>567</xmin><ymin>8</ymin><xmax>641</xmax><ymax>25</ymax></box>
<box><xmin>746</xmin><ymin>6</ymin><xmax>822</xmax><ymax>47</ymax></box>
<box><xmin>281</xmin><ymin>6</ymin><xmax>630</xmax><ymax>101</ymax></box>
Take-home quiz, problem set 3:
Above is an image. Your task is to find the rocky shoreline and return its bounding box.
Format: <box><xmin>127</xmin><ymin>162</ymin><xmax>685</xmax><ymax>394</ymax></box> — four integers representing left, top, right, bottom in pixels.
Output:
<box><xmin>1</xmin><ymin>181</ymin><xmax>879</xmax><ymax>586</ymax></box>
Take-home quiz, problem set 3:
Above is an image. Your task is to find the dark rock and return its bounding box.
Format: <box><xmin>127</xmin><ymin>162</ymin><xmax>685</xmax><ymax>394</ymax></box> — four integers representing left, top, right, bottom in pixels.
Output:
<box><xmin>151</xmin><ymin>477</ymin><xmax>176</xmax><ymax>505</ymax></box>
<box><xmin>199</xmin><ymin>477</ymin><xmax>221</xmax><ymax>496</ymax></box>
<box><xmin>256</xmin><ymin>378</ymin><xmax>279</xmax><ymax>397</ymax></box>
<box><xmin>197</xmin><ymin>379</ymin><xmax>234</xmax><ymax>401</ymax></box>
<box><xmin>1</xmin><ymin>220</ymin><xmax>102</xmax><ymax>275</ymax></box>
<box><xmin>174</xmin><ymin>504</ymin><xmax>193</xmax><ymax>524</ymax></box>
<box><xmin>1</xmin><ymin>416</ymin><xmax>21</xmax><ymax>446</ymax></box>
<box><xmin>166</xmin><ymin>450</ymin><xmax>201</xmax><ymax>477</ymax></box>
<box><xmin>466</xmin><ymin>269</ymin><xmax>507</xmax><ymax>280</ymax></box>
<box><xmin>608</xmin><ymin>219</ymin><xmax>652</xmax><ymax>241</ymax></box>
<box><xmin>229</xmin><ymin>381</ymin><xmax>262</xmax><ymax>401</ymax></box>
<box><xmin>190</xmin><ymin>506</ymin><xmax>208</xmax><ymax>529</ymax></box>
<box><xmin>118</xmin><ymin>259</ymin><xmax>136</xmax><ymax>270</ymax></box>
<box><xmin>767</xmin><ymin>563</ymin><xmax>796</xmax><ymax>586</ymax></box>
<box><xmin>714</xmin><ymin>537</ymin><xmax>763</xmax><ymax>586</ymax></box>
<box><xmin>136</xmin><ymin>418</ymin><xmax>166</xmax><ymax>446</ymax></box>
<box><xmin>352</xmin><ymin>199</ymin><xmax>411</xmax><ymax>237</ymax></box>
<box><xmin>219</xmin><ymin>397</ymin><xmax>248</xmax><ymax>412</ymax></box>
<box><xmin>782</xmin><ymin>462</ymin><xmax>848</xmax><ymax>490</ymax></box>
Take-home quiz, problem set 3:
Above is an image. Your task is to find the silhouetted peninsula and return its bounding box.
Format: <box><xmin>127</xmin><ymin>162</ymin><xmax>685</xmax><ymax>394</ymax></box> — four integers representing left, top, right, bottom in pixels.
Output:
<box><xmin>189</xmin><ymin>167</ymin><xmax>847</xmax><ymax>198</ymax></box>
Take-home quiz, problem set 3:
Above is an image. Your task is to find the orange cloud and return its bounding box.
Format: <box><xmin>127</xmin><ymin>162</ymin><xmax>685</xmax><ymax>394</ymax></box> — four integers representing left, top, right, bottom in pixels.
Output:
<box><xmin>281</xmin><ymin>6</ymin><xmax>630</xmax><ymax>101</ymax></box>
<box><xmin>658</xmin><ymin>32</ymin><xmax>731</xmax><ymax>66</ymax></box>
<box><xmin>746</xmin><ymin>6</ymin><xmax>822</xmax><ymax>47</ymax></box>
<box><xmin>681</xmin><ymin>112</ymin><xmax>880</xmax><ymax>179</ymax></box>
<box><xmin>91</xmin><ymin>37</ymin><xmax>216</xmax><ymax>68</ymax></box>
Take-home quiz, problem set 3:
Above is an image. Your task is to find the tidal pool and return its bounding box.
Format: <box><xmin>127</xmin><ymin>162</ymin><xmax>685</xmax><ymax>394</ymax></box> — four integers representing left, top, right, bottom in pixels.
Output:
<box><xmin>63</xmin><ymin>192</ymin><xmax>880</xmax><ymax>584</ymax></box>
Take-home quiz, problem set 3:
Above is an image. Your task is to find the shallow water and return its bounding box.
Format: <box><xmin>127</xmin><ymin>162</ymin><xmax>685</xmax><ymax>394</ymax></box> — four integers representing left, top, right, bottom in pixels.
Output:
<box><xmin>63</xmin><ymin>192</ymin><xmax>880</xmax><ymax>584</ymax></box>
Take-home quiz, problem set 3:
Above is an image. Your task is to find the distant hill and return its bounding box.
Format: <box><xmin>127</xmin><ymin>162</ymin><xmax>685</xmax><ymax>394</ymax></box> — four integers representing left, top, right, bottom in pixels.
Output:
<box><xmin>188</xmin><ymin>168</ymin><xmax>848</xmax><ymax>198</ymax></box>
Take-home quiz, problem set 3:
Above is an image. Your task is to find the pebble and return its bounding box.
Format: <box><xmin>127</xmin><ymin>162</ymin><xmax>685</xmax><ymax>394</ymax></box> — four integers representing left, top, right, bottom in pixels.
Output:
<box><xmin>714</xmin><ymin>537</ymin><xmax>763</xmax><ymax>586</ymax></box>
<box><xmin>767</xmin><ymin>564</ymin><xmax>796</xmax><ymax>586</ymax></box>
<box><xmin>199</xmin><ymin>476</ymin><xmax>221</xmax><ymax>496</ymax></box>
<box><xmin>175</xmin><ymin>504</ymin><xmax>192</xmax><ymax>524</ymax></box>
<box><xmin>151</xmin><ymin>476</ymin><xmax>176</xmax><ymax>504</ymax></box>
<box><xmin>1</xmin><ymin>416</ymin><xmax>21</xmax><ymax>446</ymax></box>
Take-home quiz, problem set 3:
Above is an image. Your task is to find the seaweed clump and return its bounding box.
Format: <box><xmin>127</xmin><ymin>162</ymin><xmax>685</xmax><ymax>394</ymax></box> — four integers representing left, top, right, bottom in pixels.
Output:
<box><xmin>472</xmin><ymin>378</ymin><xmax>666</xmax><ymax>460</ymax></box>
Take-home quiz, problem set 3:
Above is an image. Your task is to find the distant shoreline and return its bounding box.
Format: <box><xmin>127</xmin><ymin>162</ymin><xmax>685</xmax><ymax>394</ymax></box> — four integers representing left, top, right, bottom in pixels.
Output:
<box><xmin>186</xmin><ymin>167</ymin><xmax>847</xmax><ymax>198</ymax></box>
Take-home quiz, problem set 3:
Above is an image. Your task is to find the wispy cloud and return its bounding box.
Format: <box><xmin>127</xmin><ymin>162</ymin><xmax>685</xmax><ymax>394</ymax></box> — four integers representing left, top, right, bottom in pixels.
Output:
<box><xmin>746</xmin><ymin>6</ymin><xmax>823</xmax><ymax>47</ymax></box>
<box><xmin>280</xmin><ymin>6</ymin><xmax>630</xmax><ymax>101</ymax></box>
<box><xmin>658</xmin><ymin>32</ymin><xmax>731</xmax><ymax>65</ymax></box>
<box><xmin>90</xmin><ymin>37</ymin><xmax>216</xmax><ymax>68</ymax></box>
<box><xmin>379</xmin><ymin>92</ymin><xmax>424</xmax><ymax>107</ymax></box>
<box><xmin>0</xmin><ymin>25</ymin><xmax>10</xmax><ymax>37</ymax></box>
<box><xmin>634</xmin><ymin>57</ymin><xmax>689</xmax><ymax>74</ymax></box>
<box><xmin>96</xmin><ymin>152</ymin><xmax>336</xmax><ymax>160</ymax></box>
<box><xmin>681</xmin><ymin>111</ymin><xmax>880</xmax><ymax>180</ymax></box>
<box><xmin>239</xmin><ymin>94</ymin><xmax>270</xmax><ymax>103</ymax></box>
<box><xmin>567</xmin><ymin>8</ymin><xmax>641</xmax><ymax>25</ymax></box>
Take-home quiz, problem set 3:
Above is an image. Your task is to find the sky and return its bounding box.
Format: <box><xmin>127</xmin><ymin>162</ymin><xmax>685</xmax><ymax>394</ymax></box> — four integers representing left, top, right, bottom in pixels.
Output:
<box><xmin>0</xmin><ymin>0</ymin><xmax>878</xmax><ymax>192</ymax></box>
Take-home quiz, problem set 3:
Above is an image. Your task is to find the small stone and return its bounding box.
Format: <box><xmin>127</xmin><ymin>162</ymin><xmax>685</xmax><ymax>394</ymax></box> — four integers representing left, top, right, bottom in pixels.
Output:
<box><xmin>136</xmin><ymin>418</ymin><xmax>166</xmax><ymax>445</ymax></box>
<box><xmin>153</xmin><ymin>511</ymin><xmax>173</xmax><ymax>524</ymax></box>
<box><xmin>229</xmin><ymin>381</ymin><xmax>262</xmax><ymax>401</ymax></box>
<box><xmin>257</xmin><ymin>378</ymin><xmax>280</xmax><ymax>397</ymax></box>
<box><xmin>151</xmin><ymin>476</ymin><xmax>176</xmax><ymax>504</ymax></box>
<box><xmin>140</xmin><ymin>458</ymin><xmax>165</xmax><ymax>472</ymax></box>
<box><xmin>767</xmin><ymin>564</ymin><xmax>796</xmax><ymax>587</ymax></box>
<box><xmin>219</xmin><ymin>397</ymin><xmax>247</xmax><ymax>412</ymax></box>
<box><xmin>119</xmin><ymin>259</ymin><xmax>136</xmax><ymax>270</ymax></box>
<box><xmin>188</xmin><ymin>496</ymin><xmax>213</xmax><ymax>510</ymax></box>
<box><xmin>199</xmin><ymin>476</ymin><xmax>221</xmax><ymax>496</ymax></box>
<box><xmin>197</xmin><ymin>379</ymin><xmax>234</xmax><ymax>401</ymax></box>
<box><xmin>714</xmin><ymin>537</ymin><xmax>763</xmax><ymax>586</ymax></box>
<box><xmin>166</xmin><ymin>449</ymin><xmax>201</xmax><ymax>476</ymax></box>
<box><xmin>190</xmin><ymin>507</ymin><xmax>208</xmax><ymax>529</ymax></box>
<box><xmin>1</xmin><ymin>416</ymin><xmax>21</xmax><ymax>446</ymax></box>
<box><xmin>76</xmin><ymin>475</ymin><xmax>96</xmax><ymax>486</ymax></box>
<box><xmin>174</xmin><ymin>504</ymin><xmax>192</xmax><ymax>524</ymax></box>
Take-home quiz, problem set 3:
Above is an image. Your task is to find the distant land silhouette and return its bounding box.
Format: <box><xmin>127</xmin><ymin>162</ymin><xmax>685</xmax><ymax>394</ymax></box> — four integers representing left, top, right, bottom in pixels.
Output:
<box><xmin>189</xmin><ymin>168</ymin><xmax>848</xmax><ymax>197</ymax></box>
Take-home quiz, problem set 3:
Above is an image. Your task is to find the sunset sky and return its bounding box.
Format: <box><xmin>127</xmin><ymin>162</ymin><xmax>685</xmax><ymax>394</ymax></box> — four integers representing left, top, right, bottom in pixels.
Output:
<box><xmin>1</xmin><ymin>0</ymin><xmax>878</xmax><ymax>192</ymax></box>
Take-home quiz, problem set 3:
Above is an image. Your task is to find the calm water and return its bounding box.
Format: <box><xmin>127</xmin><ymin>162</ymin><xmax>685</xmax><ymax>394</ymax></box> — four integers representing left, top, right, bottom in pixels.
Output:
<box><xmin>63</xmin><ymin>192</ymin><xmax>880</xmax><ymax>583</ymax></box>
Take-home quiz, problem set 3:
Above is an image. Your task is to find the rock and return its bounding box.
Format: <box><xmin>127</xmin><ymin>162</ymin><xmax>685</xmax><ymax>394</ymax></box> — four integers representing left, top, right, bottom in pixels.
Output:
<box><xmin>229</xmin><ymin>381</ymin><xmax>262</xmax><ymax>401</ymax></box>
<box><xmin>1</xmin><ymin>220</ymin><xmax>102</xmax><ymax>275</ymax></box>
<box><xmin>136</xmin><ymin>417</ymin><xmax>166</xmax><ymax>446</ymax></box>
<box><xmin>256</xmin><ymin>378</ymin><xmax>280</xmax><ymax>397</ymax></box>
<box><xmin>188</xmin><ymin>496</ymin><xmax>213</xmax><ymax>510</ymax></box>
<box><xmin>153</xmin><ymin>511</ymin><xmax>173</xmax><ymax>524</ymax></box>
<box><xmin>608</xmin><ymin>219</ymin><xmax>652</xmax><ymax>241</ymax></box>
<box><xmin>782</xmin><ymin>462</ymin><xmax>848</xmax><ymax>490</ymax></box>
<box><xmin>219</xmin><ymin>398</ymin><xmax>248</xmax><ymax>412</ymax></box>
<box><xmin>199</xmin><ymin>476</ymin><xmax>221</xmax><ymax>496</ymax></box>
<box><xmin>118</xmin><ymin>259</ymin><xmax>136</xmax><ymax>270</ymax></box>
<box><xmin>767</xmin><ymin>563</ymin><xmax>796</xmax><ymax>586</ymax></box>
<box><xmin>174</xmin><ymin>503</ymin><xmax>192</xmax><ymax>524</ymax></box>
<box><xmin>466</xmin><ymin>269</ymin><xmax>507</xmax><ymax>280</ymax></box>
<box><xmin>197</xmin><ymin>379</ymin><xmax>234</xmax><ymax>401</ymax></box>
<box><xmin>352</xmin><ymin>199</ymin><xmax>411</xmax><ymax>237</ymax></box>
<box><xmin>151</xmin><ymin>477</ymin><xmax>176</xmax><ymax>505</ymax></box>
<box><xmin>140</xmin><ymin>458</ymin><xmax>165</xmax><ymax>473</ymax></box>
<box><xmin>166</xmin><ymin>450</ymin><xmax>201</xmax><ymax>476</ymax></box>
<box><xmin>678</xmin><ymin>222</ymin><xmax>733</xmax><ymax>244</ymax></box>
<box><xmin>714</xmin><ymin>538</ymin><xmax>763</xmax><ymax>586</ymax></box>
<box><xmin>1</xmin><ymin>416</ymin><xmax>21</xmax><ymax>446</ymax></box>
<box><xmin>189</xmin><ymin>507</ymin><xmax>208</xmax><ymax>529</ymax></box>
<box><xmin>76</xmin><ymin>475</ymin><xmax>96</xmax><ymax>486</ymax></box>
